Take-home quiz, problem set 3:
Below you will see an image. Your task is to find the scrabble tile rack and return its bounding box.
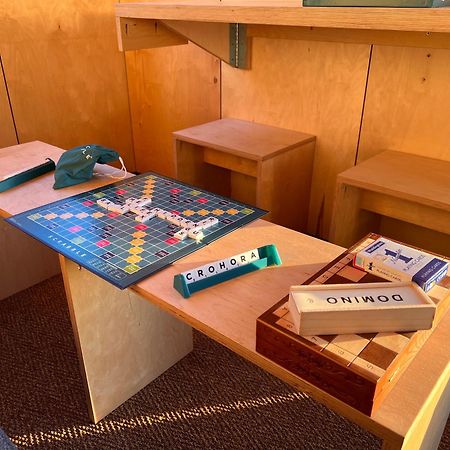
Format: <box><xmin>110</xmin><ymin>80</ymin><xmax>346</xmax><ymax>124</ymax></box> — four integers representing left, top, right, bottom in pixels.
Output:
<box><xmin>173</xmin><ymin>244</ymin><xmax>282</xmax><ymax>298</ymax></box>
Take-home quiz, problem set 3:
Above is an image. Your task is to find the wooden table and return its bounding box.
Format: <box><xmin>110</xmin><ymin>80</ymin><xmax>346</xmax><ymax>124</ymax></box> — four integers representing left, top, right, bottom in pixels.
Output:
<box><xmin>1</xmin><ymin>141</ymin><xmax>449</xmax><ymax>450</ymax></box>
<box><xmin>0</xmin><ymin>141</ymin><xmax>132</xmax><ymax>300</ymax></box>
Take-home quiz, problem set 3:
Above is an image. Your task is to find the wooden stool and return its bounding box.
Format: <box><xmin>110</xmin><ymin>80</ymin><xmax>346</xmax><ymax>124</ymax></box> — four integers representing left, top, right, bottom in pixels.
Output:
<box><xmin>330</xmin><ymin>151</ymin><xmax>450</xmax><ymax>255</ymax></box>
<box><xmin>173</xmin><ymin>118</ymin><xmax>315</xmax><ymax>231</ymax></box>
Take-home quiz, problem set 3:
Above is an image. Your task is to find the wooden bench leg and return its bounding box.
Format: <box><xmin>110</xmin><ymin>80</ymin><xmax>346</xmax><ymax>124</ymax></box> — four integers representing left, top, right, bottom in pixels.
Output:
<box><xmin>60</xmin><ymin>257</ymin><xmax>193</xmax><ymax>423</ymax></box>
<box><xmin>0</xmin><ymin>217</ymin><xmax>60</xmax><ymax>300</ymax></box>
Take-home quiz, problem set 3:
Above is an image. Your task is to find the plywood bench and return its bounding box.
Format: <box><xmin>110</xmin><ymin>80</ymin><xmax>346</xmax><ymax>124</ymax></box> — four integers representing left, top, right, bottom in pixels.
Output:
<box><xmin>329</xmin><ymin>151</ymin><xmax>450</xmax><ymax>254</ymax></box>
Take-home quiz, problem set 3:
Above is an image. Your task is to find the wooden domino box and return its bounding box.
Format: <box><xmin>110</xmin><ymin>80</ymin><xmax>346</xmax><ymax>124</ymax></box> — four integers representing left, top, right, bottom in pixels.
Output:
<box><xmin>256</xmin><ymin>233</ymin><xmax>450</xmax><ymax>415</ymax></box>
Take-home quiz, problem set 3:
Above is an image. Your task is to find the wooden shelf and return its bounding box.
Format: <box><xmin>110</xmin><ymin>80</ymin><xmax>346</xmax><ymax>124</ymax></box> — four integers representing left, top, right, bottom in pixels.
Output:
<box><xmin>116</xmin><ymin>2</ymin><xmax>450</xmax><ymax>33</ymax></box>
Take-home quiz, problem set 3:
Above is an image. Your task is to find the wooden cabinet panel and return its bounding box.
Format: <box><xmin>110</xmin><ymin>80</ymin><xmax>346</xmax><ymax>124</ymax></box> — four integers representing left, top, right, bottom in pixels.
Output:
<box><xmin>0</xmin><ymin>0</ymin><xmax>135</xmax><ymax>169</ymax></box>
<box><xmin>222</xmin><ymin>37</ymin><xmax>370</xmax><ymax>239</ymax></box>
<box><xmin>126</xmin><ymin>42</ymin><xmax>220</xmax><ymax>176</ymax></box>
<box><xmin>359</xmin><ymin>45</ymin><xmax>450</xmax><ymax>163</ymax></box>
<box><xmin>0</xmin><ymin>58</ymin><xmax>17</xmax><ymax>148</ymax></box>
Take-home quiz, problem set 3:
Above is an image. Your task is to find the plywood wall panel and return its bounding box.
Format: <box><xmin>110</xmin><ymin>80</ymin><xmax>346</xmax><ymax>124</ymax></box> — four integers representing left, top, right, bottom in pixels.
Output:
<box><xmin>359</xmin><ymin>46</ymin><xmax>450</xmax><ymax>163</ymax></box>
<box><xmin>126</xmin><ymin>43</ymin><xmax>220</xmax><ymax>176</ymax></box>
<box><xmin>222</xmin><ymin>38</ymin><xmax>370</xmax><ymax>238</ymax></box>
<box><xmin>0</xmin><ymin>59</ymin><xmax>17</xmax><ymax>148</ymax></box>
<box><xmin>0</xmin><ymin>0</ymin><xmax>135</xmax><ymax>169</ymax></box>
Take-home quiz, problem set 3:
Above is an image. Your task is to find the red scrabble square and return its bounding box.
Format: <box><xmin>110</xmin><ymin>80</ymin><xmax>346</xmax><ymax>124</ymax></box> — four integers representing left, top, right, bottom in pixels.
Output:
<box><xmin>96</xmin><ymin>240</ymin><xmax>110</xmax><ymax>248</ymax></box>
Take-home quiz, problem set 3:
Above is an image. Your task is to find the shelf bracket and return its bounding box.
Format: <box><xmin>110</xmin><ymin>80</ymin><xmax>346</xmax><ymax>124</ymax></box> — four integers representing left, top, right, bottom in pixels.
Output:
<box><xmin>116</xmin><ymin>17</ymin><xmax>188</xmax><ymax>52</ymax></box>
<box><xmin>117</xmin><ymin>17</ymin><xmax>251</xmax><ymax>69</ymax></box>
<box><xmin>229</xmin><ymin>24</ymin><xmax>248</xmax><ymax>69</ymax></box>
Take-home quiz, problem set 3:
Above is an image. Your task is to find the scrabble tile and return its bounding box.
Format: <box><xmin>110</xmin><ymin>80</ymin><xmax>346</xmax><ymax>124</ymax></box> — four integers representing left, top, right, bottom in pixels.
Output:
<box><xmin>157</xmin><ymin>210</ymin><xmax>170</xmax><ymax>219</ymax></box>
<box><xmin>197</xmin><ymin>217</ymin><xmax>219</xmax><ymax>229</ymax></box>
<box><xmin>130</xmin><ymin>205</ymin><xmax>150</xmax><ymax>215</ymax></box>
<box><xmin>234</xmin><ymin>248</ymin><xmax>260</xmax><ymax>266</ymax></box>
<box><xmin>181</xmin><ymin>220</ymin><xmax>197</xmax><ymax>230</ymax></box>
<box><xmin>114</xmin><ymin>205</ymin><xmax>130</xmax><ymax>214</ymax></box>
<box><xmin>206</xmin><ymin>217</ymin><xmax>219</xmax><ymax>226</ymax></box>
<box><xmin>135</xmin><ymin>209</ymin><xmax>158</xmax><ymax>223</ymax></box>
<box><xmin>182</xmin><ymin>271</ymin><xmax>196</xmax><ymax>284</ymax></box>
<box><xmin>97</xmin><ymin>199</ymin><xmax>113</xmax><ymax>209</ymax></box>
<box><xmin>215</xmin><ymin>259</ymin><xmax>228</xmax><ymax>273</ymax></box>
<box><xmin>167</xmin><ymin>214</ymin><xmax>181</xmax><ymax>225</ymax></box>
<box><xmin>174</xmin><ymin>229</ymin><xmax>188</xmax><ymax>240</ymax></box>
<box><xmin>188</xmin><ymin>228</ymin><xmax>204</xmax><ymax>241</ymax></box>
<box><xmin>106</xmin><ymin>202</ymin><xmax>121</xmax><ymax>212</ymax></box>
<box><xmin>125</xmin><ymin>197</ymin><xmax>138</xmax><ymax>205</ymax></box>
<box><xmin>196</xmin><ymin>219</ymin><xmax>209</xmax><ymax>228</ymax></box>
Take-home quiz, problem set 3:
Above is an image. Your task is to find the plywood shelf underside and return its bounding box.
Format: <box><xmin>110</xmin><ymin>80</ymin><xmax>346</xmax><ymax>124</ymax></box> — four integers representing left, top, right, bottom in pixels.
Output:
<box><xmin>116</xmin><ymin>2</ymin><xmax>450</xmax><ymax>33</ymax></box>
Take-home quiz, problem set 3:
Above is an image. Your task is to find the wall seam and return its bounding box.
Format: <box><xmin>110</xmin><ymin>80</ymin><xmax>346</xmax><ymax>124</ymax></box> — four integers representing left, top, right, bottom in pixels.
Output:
<box><xmin>0</xmin><ymin>55</ymin><xmax>20</xmax><ymax>144</ymax></box>
<box><xmin>354</xmin><ymin>44</ymin><xmax>374</xmax><ymax>166</ymax></box>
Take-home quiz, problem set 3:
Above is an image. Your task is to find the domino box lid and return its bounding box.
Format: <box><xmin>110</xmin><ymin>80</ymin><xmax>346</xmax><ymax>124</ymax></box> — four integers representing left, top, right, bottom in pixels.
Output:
<box><xmin>354</xmin><ymin>237</ymin><xmax>448</xmax><ymax>292</ymax></box>
<box><xmin>288</xmin><ymin>281</ymin><xmax>436</xmax><ymax>336</ymax></box>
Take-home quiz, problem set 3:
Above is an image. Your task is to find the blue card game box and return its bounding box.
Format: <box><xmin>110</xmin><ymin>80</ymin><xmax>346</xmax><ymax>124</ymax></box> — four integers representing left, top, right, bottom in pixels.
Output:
<box><xmin>353</xmin><ymin>237</ymin><xmax>448</xmax><ymax>292</ymax></box>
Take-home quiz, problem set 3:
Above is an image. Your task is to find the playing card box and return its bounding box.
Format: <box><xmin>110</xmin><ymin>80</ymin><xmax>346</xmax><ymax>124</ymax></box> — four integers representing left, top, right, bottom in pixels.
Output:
<box><xmin>353</xmin><ymin>237</ymin><xmax>448</xmax><ymax>292</ymax></box>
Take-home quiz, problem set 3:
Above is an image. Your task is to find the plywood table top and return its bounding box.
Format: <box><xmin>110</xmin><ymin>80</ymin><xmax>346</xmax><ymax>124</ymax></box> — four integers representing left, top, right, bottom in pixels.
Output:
<box><xmin>131</xmin><ymin>218</ymin><xmax>449</xmax><ymax>444</ymax></box>
<box><xmin>0</xmin><ymin>141</ymin><xmax>129</xmax><ymax>217</ymax></box>
<box><xmin>116</xmin><ymin>2</ymin><xmax>450</xmax><ymax>34</ymax></box>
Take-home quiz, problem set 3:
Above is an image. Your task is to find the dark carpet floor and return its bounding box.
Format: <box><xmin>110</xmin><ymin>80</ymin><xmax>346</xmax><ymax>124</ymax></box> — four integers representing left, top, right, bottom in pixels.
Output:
<box><xmin>0</xmin><ymin>276</ymin><xmax>448</xmax><ymax>450</ymax></box>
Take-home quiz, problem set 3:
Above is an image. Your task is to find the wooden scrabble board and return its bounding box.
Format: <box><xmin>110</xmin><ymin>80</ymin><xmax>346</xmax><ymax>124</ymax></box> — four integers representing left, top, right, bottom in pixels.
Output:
<box><xmin>256</xmin><ymin>233</ymin><xmax>450</xmax><ymax>415</ymax></box>
<box><xmin>6</xmin><ymin>172</ymin><xmax>266</xmax><ymax>289</ymax></box>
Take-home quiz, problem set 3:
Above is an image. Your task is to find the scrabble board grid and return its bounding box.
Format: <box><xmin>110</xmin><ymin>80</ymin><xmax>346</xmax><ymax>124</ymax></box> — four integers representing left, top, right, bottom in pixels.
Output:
<box><xmin>256</xmin><ymin>233</ymin><xmax>450</xmax><ymax>414</ymax></box>
<box><xmin>6</xmin><ymin>172</ymin><xmax>266</xmax><ymax>289</ymax></box>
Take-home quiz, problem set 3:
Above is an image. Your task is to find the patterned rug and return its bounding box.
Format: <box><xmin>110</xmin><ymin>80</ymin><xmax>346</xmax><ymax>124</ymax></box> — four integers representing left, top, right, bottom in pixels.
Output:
<box><xmin>0</xmin><ymin>276</ymin><xmax>448</xmax><ymax>450</ymax></box>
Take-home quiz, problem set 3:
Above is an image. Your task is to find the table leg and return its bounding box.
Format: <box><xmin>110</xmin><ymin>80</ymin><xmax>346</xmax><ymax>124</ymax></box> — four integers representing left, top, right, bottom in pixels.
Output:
<box><xmin>60</xmin><ymin>257</ymin><xmax>193</xmax><ymax>423</ymax></box>
<box><xmin>0</xmin><ymin>217</ymin><xmax>60</xmax><ymax>300</ymax></box>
